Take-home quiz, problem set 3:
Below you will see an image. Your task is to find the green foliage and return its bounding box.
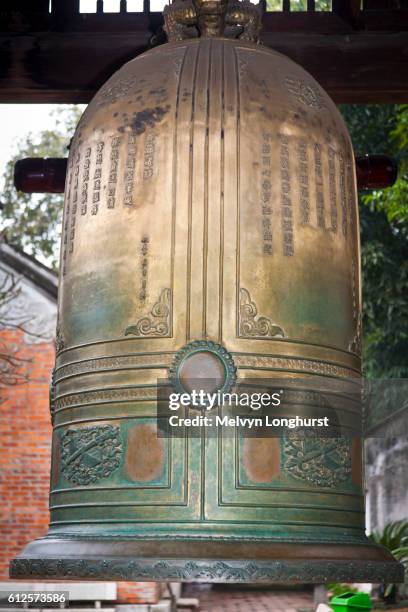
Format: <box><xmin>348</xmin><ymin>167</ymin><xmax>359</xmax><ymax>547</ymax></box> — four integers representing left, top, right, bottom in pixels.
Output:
<box><xmin>327</xmin><ymin>583</ymin><xmax>360</xmax><ymax>598</ymax></box>
<box><xmin>370</xmin><ymin>520</ymin><xmax>408</xmax><ymax>597</ymax></box>
<box><xmin>370</xmin><ymin>520</ymin><xmax>408</xmax><ymax>554</ymax></box>
<box><xmin>363</xmin><ymin>106</ymin><xmax>408</xmax><ymax>226</ymax></box>
<box><xmin>340</xmin><ymin>105</ymin><xmax>408</xmax><ymax>378</ymax></box>
<box><xmin>0</xmin><ymin>105</ymin><xmax>83</xmax><ymax>270</ymax></box>
<box><xmin>359</xmin><ymin>211</ymin><xmax>408</xmax><ymax>378</ymax></box>
<box><xmin>266</xmin><ymin>0</ymin><xmax>331</xmax><ymax>11</ymax></box>
<box><xmin>340</xmin><ymin>105</ymin><xmax>397</xmax><ymax>157</ymax></box>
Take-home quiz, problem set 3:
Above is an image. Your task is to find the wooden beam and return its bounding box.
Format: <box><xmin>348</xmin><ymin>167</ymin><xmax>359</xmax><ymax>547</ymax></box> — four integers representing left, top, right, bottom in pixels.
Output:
<box><xmin>262</xmin><ymin>31</ymin><xmax>408</xmax><ymax>103</ymax></box>
<box><xmin>0</xmin><ymin>23</ymin><xmax>407</xmax><ymax>103</ymax></box>
<box><xmin>2</xmin><ymin>9</ymin><xmax>408</xmax><ymax>33</ymax></box>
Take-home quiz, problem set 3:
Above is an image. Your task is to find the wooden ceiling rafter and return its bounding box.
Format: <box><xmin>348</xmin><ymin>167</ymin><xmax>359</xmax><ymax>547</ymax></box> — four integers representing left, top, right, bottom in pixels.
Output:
<box><xmin>0</xmin><ymin>0</ymin><xmax>408</xmax><ymax>103</ymax></box>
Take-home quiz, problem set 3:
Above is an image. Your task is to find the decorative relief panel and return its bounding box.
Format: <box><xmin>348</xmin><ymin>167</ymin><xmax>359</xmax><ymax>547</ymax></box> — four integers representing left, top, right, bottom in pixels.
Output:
<box><xmin>233</xmin><ymin>355</ymin><xmax>358</xmax><ymax>379</ymax></box>
<box><xmin>10</xmin><ymin>557</ymin><xmax>404</xmax><ymax>584</ymax></box>
<box><xmin>125</xmin><ymin>288</ymin><xmax>172</xmax><ymax>337</ymax></box>
<box><xmin>284</xmin><ymin>77</ymin><xmax>324</xmax><ymax>110</ymax></box>
<box><xmin>96</xmin><ymin>75</ymin><xmax>140</xmax><ymax>108</ymax></box>
<box><xmin>55</xmin><ymin>353</ymin><xmax>172</xmax><ymax>382</ymax></box>
<box><xmin>239</xmin><ymin>288</ymin><xmax>284</xmax><ymax>339</ymax></box>
<box><xmin>61</xmin><ymin>425</ymin><xmax>122</xmax><ymax>486</ymax></box>
<box><xmin>55</xmin><ymin>387</ymin><xmax>157</xmax><ymax>411</ymax></box>
<box><xmin>283</xmin><ymin>429</ymin><xmax>351</xmax><ymax>488</ymax></box>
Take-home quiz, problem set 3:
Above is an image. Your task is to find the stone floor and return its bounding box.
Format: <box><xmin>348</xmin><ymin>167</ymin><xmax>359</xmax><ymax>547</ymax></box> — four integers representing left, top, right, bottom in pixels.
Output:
<box><xmin>182</xmin><ymin>584</ymin><xmax>315</xmax><ymax>611</ymax></box>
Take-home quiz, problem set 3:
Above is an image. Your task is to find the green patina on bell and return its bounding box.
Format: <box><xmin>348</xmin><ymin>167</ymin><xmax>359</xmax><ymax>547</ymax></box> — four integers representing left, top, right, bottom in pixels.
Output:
<box><xmin>10</xmin><ymin>0</ymin><xmax>403</xmax><ymax>584</ymax></box>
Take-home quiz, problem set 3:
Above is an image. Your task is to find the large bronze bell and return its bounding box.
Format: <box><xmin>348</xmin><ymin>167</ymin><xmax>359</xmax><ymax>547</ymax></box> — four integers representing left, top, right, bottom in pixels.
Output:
<box><xmin>11</xmin><ymin>0</ymin><xmax>403</xmax><ymax>584</ymax></box>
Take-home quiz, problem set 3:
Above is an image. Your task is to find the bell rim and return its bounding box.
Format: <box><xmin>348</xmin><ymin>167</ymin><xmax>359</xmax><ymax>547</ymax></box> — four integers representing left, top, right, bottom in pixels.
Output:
<box><xmin>10</xmin><ymin>536</ymin><xmax>404</xmax><ymax>584</ymax></box>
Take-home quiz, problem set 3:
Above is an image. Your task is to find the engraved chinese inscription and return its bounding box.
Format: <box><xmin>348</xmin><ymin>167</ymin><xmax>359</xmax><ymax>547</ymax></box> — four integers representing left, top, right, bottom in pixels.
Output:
<box><xmin>124</xmin><ymin>133</ymin><xmax>136</xmax><ymax>207</ymax></box>
<box><xmin>261</xmin><ymin>131</ymin><xmax>273</xmax><ymax>256</ymax></box>
<box><xmin>108</xmin><ymin>136</ymin><xmax>121</xmax><ymax>209</ymax></box>
<box><xmin>91</xmin><ymin>141</ymin><xmax>104</xmax><ymax>215</ymax></box>
<box><xmin>279</xmin><ymin>133</ymin><xmax>294</xmax><ymax>256</ymax></box>
<box><xmin>69</xmin><ymin>149</ymin><xmax>80</xmax><ymax>256</ymax></box>
<box><xmin>314</xmin><ymin>143</ymin><xmax>325</xmax><ymax>229</ymax></box>
<box><xmin>139</xmin><ymin>235</ymin><xmax>149</xmax><ymax>302</ymax></box>
<box><xmin>339</xmin><ymin>151</ymin><xmax>347</xmax><ymax>237</ymax></box>
<box><xmin>81</xmin><ymin>147</ymin><xmax>91</xmax><ymax>215</ymax></box>
<box><xmin>328</xmin><ymin>146</ymin><xmax>338</xmax><ymax>232</ymax></box>
<box><xmin>143</xmin><ymin>133</ymin><xmax>155</xmax><ymax>180</ymax></box>
<box><xmin>346</xmin><ymin>155</ymin><xmax>355</xmax><ymax>230</ymax></box>
<box><xmin>61</xmin><ymin>156</ymin><xmax>73</xmax><ymax>276</ymax></box>
<box><xmin>298</xmin><ymin>139</ymin><xmax>310</xmax><ymax>225</ymax></box>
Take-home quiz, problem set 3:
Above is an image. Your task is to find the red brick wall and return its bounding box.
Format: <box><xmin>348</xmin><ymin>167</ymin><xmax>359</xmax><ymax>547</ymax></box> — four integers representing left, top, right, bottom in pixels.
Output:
<box><xmin>116</xmin><ymin>582</ymin><xmax>162</xmax><ymax>604</ymax></box>
<box><xmin>0</xmin><ymin>328</ymin><xmax>161</xmax><ymax>604</ymax></box>
<box><xmin>0</xmin><ymin>328</ymin><xmax>53</xmax><ymax>580</ymax></box>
